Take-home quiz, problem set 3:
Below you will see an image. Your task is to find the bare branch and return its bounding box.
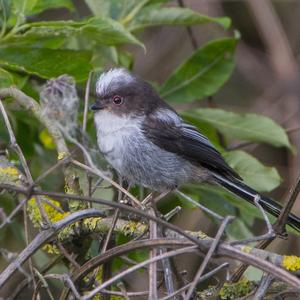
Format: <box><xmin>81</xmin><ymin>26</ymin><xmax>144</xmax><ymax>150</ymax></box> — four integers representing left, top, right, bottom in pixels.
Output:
<box><xmin>184</xmin><ymin>216</ymin><xmax>233</xmax><ymax>299</ymax></box>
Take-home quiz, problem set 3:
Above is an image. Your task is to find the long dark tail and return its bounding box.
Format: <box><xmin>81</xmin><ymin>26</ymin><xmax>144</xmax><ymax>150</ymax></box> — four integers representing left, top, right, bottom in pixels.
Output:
<box><xmin>212</xmin><ymin>173</ymin><xmax>300</xmax><ymax>232</ymax></box>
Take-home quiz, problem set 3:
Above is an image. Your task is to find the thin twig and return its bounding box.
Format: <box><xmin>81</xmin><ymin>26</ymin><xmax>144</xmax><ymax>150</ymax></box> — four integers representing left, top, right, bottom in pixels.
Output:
<box><xmin>34</xmin><ymin>151</ymin><xmax>74</xmax><ymax>185</ymax></box>
<box><xmin>177</xmin><ymin>0</ymin><xmax>198</xmax><ymax>50</ymax></box>
<box><xmin>0</xmin><ymin>100</ymin><xmax>33</xmax><ymax>181</ymax></box>
<box><xmin>254</xmin><ymin>274</ymin><xmax>274</xmax><ymax>299</ymax></box>
<box><xmin>57</xmin><ymin>242</ymin><xmax>80</xmax><ymax>269</ymax></box>
<box><xmin>82</xmin><ymin>246</ymin><xmax>198</xmax><ymax>300</ymax></box>
<box><xmin>246</xmin><ymin>0</ymin><xmax>297</xmax><ymax>78</ymax></box>
<box><xmin>2</xmin><ymin>188</ymin><xmax>300</xmax><ymax>292</ymax></box>
<box><xmin>72</xmin><ymin>159</ymin><xmax>142</xmax><ymax>208</ymax></box>
<box><xmin>231</xmin><ymin>195</ymin><xmax>275</xmax><ymax>246</ymax></box>
<box><xmin>231</xmin><ymin>174</ymin><xmax>300</xmax><ymax>282</ymax></box>
<box><xmin>0</xmin><ymin>196</ymin><xmax>28</xmax><ymax>229</ymax></box>
<box><xmin>286</xmin><ymin>126</ymin><xmax>300</xmax><ymax>134</ymax></box>
<box><xmin>117</xmin><ymin>282</ymin><xmax>130</xmax><ymax>300</ymax></box>
<box><xmin>82</xmin><ymin>71</ymin><xmax>93</xmax><ymax>133</ymax></box>
<box><xmin>160</xmin><ymin>262</ymin><xmax>229</xmax><ymax>300</ymax></box>
<box><xmin>184</xmin><ymin>216</ymin><xmax>233</xmax><ymax>299</ymax></box>
<box><xmin>274</xmin><ymin>174</ymin><xmax>300</xmax><ymax>235</ymax></box>
<box><xmin>33</xmin><ymin>268</ymin><xmax>55</xmax><ymax>300</ymax></box>
<box><xmin>175</xmin><ymin>189</ymin><xmax>223</xmax><ymax>221</ymax></box>
<box><xmin>8</xmin><ymin>256</ymin><xmax>63</xmax><ymax>300</ymax></box>
<box><xmin>101</xmin><ymin>176</ymin><xmax>123</xmax><ymax>253</ymax></box>
<box><xmin>149</xmin><ymin>204</ymin><xmax>158</xmax><ymax>299</ymax></box>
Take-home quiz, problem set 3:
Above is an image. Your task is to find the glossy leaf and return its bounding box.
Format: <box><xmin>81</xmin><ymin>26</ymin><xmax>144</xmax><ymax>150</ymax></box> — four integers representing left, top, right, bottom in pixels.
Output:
<box><xmin>0</xmin><ymin>47</ymin><xmax>92</xmax><ymax>81</ymax></box>
<box><xmin>182</xmin><ymin>108</ymin><xmax>292</xmax><ymax>150</ymax></box>
<box><xmin>224</xmin><ymin>150</ymin><xmax>281</xmax><ymax>192</ymax></box>
<box><xmin>21</xmin><ymin>17</ymin><xmax>143</xmax><ymax>47</ymax></box>
<box><xmin>159</xmin><ymin>38</ymin><xmax>237</xmax><ymax>102</ymax></box>
<box><xmin>2</xmin><ymin>29</ymin><xmax>66</xmax><ymax>49</ymax></box>
<box><xmin>29</xmin><ymin>0</ymin><xmax>74</xmax><ymax>14</ymax></box>
<box><xmin>129</xmin><ymin>7</ymin><xmax>231</xmax><ymax>31</ymax></box>
<box><xmin>83</xmin><ymin>18</ymin><xmax>143</xmax><ymax>47</ymax></box>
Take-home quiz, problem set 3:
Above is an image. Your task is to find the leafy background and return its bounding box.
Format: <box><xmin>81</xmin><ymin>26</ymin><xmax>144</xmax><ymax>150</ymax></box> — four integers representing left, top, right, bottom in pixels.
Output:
<box><xmin>1</xmin><ymin>0</ymin><xmax>300</xmax><ymax>297</ymax></box>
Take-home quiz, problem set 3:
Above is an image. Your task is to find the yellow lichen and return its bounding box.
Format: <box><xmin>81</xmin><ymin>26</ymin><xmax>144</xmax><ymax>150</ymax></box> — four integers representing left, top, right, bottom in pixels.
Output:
<box><xmin>0</xmin><ymin>166</ymin><xmax>19</xmax><ymax>177</ymax></box>
<box><xmin>0</xmin><ymin>166</ymin><xmax>21</xmax><ymax>185</ymax></box>
<box><xmin>196</xmin><ymin>231</ymin><xmax>207</xmax><ymax>239</ymax></box>
<box><xmin>282</xmin><ymin>255</ymin><xmax>300</xmax><ymax>271</ymax></box>
<box><xmin>83</xmin><ymin>217</ymin><xmax>102</xmax><ymax>231</ymax></box>
<box><xmin>27</xmin><ymin>196</ymin><xmax>69</xmax><ymax>227</ymax></box>
<box><xmin>42</xmin><ymin>244</ymin><xmax>59</xmax><ymax>255</ymax></box>
<box><xmin>241</xmin><ymin>246</ymin><xmax>252</xmax><ymax>253</ymax></box>
<box><xmin>122</xmin><ymin>221</ymin><xmax>147</xmax><ymax>236</ymax></box>
<box><xmin>189</xmin><ymin>230</ymin><xmax>207</xmax><ymax>239</ymax></box>
<box><xmin>57</xmin><ymin>151</ymin><xmax>68</xmax><ymax>160</ymax></box>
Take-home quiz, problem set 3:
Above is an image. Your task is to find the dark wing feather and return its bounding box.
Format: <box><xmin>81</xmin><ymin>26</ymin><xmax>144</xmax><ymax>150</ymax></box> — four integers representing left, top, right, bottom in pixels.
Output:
<box><xmin>142</xmin><ymin>114</ymin><xmax>241</xmax><ymax>179</ymax></box>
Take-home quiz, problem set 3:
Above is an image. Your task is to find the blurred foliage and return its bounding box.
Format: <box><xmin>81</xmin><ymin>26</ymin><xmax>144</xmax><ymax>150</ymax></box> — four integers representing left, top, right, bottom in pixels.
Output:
<box><xmin>0</xmin><ymin>0</ymin><xmax>294</xmax><ymax>235</ymax></box>
<box><xmin>0</xmin><ymin>0</ymin><xmax>296</xmax><ymax>295</ymax></box>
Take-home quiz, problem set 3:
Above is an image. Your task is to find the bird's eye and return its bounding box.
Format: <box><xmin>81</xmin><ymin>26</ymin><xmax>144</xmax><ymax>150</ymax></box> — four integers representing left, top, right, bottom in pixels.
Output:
<box><xmin>112</xmin><ymin>95</ymin><xmax>123</xmax><ymax>105</ymax></box>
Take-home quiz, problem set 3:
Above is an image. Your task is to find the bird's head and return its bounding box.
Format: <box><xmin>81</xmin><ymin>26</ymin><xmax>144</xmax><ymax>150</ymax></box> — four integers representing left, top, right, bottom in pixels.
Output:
<box><xmin>91</xmin><ymin>68</ymin><xmax>163</xmax><ymax>116</ymax></box>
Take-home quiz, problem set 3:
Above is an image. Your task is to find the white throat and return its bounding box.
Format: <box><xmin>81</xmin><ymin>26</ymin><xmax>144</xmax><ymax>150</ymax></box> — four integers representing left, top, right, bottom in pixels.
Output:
<box><xmin>94</xmin><ymin>111</ymin><xmax>141</xmax><ymax>135</ymax></box>
<box><xmin>94</xmin><ymin>110</ymin><xmax>144</xmax><ymax>173</ymax></box>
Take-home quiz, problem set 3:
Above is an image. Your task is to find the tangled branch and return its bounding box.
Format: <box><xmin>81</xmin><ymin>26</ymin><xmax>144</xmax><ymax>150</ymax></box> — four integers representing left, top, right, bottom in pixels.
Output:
<box><xmin>1</xmin><ymin>84</ymin><xmax>300</xmax><ymax>300</ymax></box>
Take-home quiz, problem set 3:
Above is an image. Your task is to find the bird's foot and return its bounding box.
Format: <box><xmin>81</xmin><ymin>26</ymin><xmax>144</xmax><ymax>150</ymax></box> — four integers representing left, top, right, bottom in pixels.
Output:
<box><xmin>230</xmin><ymin>195</ymin><xmax>276</xmax><ymax>246</ymax></box>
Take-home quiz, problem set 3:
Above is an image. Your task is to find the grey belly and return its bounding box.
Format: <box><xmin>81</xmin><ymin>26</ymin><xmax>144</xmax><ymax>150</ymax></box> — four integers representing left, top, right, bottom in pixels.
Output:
<box><xmin>116</xmin><ymin>134</ymin><xmax>205</xmax><ymax>191</ymax></box>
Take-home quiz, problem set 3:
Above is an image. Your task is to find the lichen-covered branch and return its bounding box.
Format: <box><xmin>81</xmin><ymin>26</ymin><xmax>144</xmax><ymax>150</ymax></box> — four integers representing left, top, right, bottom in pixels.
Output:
<box><xmin>0</xmin><ymin>87</ymin><xmax>84</xmax><ymax>211</ymax></box>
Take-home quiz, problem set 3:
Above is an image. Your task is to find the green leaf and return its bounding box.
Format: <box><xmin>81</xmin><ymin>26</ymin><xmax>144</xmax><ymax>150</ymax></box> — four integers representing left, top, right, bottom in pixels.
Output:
<box><xmin>0</xmin><ymin>68</ymin><xmax>27</xmax><ymax>88</ymax></box>
<box><xmin>28</xmin><ymin>0</ymin><xmax>74</xmax><ymax>15</ymax></box>
<box><xmin>226</xmin><ymin>218</ymin><xmax>253</xmax><ymax>241</ymax></box>
<box><xmin>185</xmin><ymin>184</ymin><xmax>261</xmax><ymax>220</ymax></box>
<box><xmin>224</xmin><ymin>150</ymin><xmax>281</xmax><ymax>192</ymax></box>
<box><xmin>0</xmin><ymin>67</ymin><xmax>14</xmax><ymax>88</ymax></box>
<box><xmin>159</xmin><ymin>38</ymin><xmax>237</xmax><ymax>102</ymax></box>
<box><xmin>85</xmin><ymin>0</ymin><xmax>111</xmax><ymax>17</ymax></box>
<box><xmin>182</xmin><ymin>108</ymin><xmax>292</xmax><ymax>150</ymax></box>
<box><xmin>12</xmin><ymin>0</ymin><xmax>37</xmax><ymax>15</ymax></box>
<box><xmin>129</xmin><ymin>7</ymin><xmax>231</xmax><ymax>31</ymax></box>
<box><xmin>83</xmin><ymin>17</ymin><xmax>143</xmax><ymax>47</ymax></box>
<box><xmin>0</xmin><ymin>0</ymin><xmax>11</xmax><ymax>27</ymax></box>
<box><xmin>85</xmin><ymin>0</ymin><xmax>148</xmax><ymax>20</ymax></box>
<box><xmin>20</xmin><ymin>17</ymin><xmax>143</xmax><ymax>47</ymax></box>
<box><xmin>2</xmin><ymin>28</ymin><xmax>66</xmax><ymax>49</ymax></box>
<box><xmin>0</xmin><ymin>47</ymin><xmax>92</xmax><ymax>81</ymax></box>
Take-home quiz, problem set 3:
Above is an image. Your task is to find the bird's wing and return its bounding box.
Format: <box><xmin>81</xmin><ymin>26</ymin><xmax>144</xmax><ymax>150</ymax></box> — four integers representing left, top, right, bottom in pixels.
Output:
<box><xmin>142</xmin><ymin>109</ymin><xmax>240</xmax><ymax>179</ymax></box>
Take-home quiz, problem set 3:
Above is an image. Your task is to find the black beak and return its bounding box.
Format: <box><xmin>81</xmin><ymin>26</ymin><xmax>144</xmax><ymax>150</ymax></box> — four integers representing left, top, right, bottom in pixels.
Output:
<box><xmin>90</xmin><ymin>102</ymin><xmax>105</xmax><ymax>111</ymax></box>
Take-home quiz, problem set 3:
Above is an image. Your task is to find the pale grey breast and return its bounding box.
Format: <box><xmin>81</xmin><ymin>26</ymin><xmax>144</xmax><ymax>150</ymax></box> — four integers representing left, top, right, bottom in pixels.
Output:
<box><xmin>94</xmin><ymin>111</ymin><xmax>201</xmax><ymax>191</ymax></box>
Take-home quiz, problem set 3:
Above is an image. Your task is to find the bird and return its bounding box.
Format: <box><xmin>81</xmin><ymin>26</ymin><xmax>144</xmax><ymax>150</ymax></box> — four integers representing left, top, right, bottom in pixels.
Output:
<box><xmin>91</xmin><ymin>68</ymin><xmax>300</xmax><ymax>232</ymax></box>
